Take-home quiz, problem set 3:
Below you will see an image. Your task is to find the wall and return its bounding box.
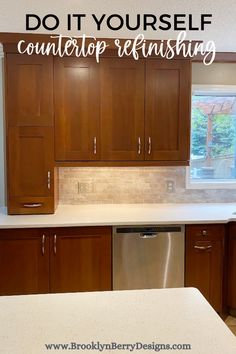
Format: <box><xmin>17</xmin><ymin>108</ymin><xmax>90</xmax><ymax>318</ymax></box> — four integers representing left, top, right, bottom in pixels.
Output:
<box><xmin>59</xmin><ymin>167</ymin><xmax>236</xmax><ymax>204</ymax></box>
<box><xmin>192</xmin><ymin>63</ymin><xmax>236</xmax><ymax>85</ymax></box>
<box><xmin>0</xmin><ymin>0</ymin><xmax>236</xmax><ymax>51</ymax></box>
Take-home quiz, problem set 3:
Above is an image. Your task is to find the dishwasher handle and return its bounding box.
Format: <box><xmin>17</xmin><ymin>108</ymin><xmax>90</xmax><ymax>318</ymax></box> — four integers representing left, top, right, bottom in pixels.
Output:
<box><xmin>140</xmin><ymin>232</ymin><xmax>158</xmax><ymax>239</ymax></box>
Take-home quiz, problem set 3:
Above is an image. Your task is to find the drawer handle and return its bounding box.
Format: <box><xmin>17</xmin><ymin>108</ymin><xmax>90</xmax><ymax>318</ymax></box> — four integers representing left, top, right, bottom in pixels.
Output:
<box><xmin>47</xmin><ymin>171</ymin><xmax>51</xmax><ymax>190</ymax></box>
<box><xmin>202</xmin><ymin>230</ymin><xmax>207</xmax><ymax>236</ymax></box>
<box><xmin>54</xmin><ymin>234</ymin><xmax>57</xmax><ymax>255</ymax></box>
<box><xmin>93</xmin><ymin>137</ymin><xmax>97</xmax><ymax>155</ymax></box>
<box><xmin>148</xmin><ymin>137</ymin><xmax>152</xmax><ymax>155</ymax></box>
<box><xmin>23</xmin><ymin>203</ymin><xmax>42</xmax><ymax>208</ymax></box>
<box><xmin>138</xmin><ymin>137</ymin><xmax>141</xmax><ymax>155</ymax></box>
<box><xmin>41</xmin><ymin>235</ymin><xmax>45</xmax><ymax>255</ymax></box>
<box><xmin>194</xmin><ymin>245</ymin><xmax>212</xmax><ymax>250</ymax></box>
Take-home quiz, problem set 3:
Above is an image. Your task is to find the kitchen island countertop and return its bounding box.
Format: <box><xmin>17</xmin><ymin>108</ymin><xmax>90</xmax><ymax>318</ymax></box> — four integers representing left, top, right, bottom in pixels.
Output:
<box><xmin>1</xmin><ymin>203</ymin><xmax>236</xmax><ymax>228</ymax></box>
<box><xmin>0</xmin><ymin>287</ymin><xmax>235</xmax><ymax>354</ymax></box>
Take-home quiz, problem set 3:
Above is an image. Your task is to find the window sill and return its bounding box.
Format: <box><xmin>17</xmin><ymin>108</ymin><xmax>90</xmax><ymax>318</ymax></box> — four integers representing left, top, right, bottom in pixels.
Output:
<box><xmin>185</xmin><ymin>168</ymin><xmax>236</xmax><ymax>189</ymax></box>
<box><xmin>186</xmin><ymin>180</ymin><xmax>236</xmax><ymax>190</ymax></box>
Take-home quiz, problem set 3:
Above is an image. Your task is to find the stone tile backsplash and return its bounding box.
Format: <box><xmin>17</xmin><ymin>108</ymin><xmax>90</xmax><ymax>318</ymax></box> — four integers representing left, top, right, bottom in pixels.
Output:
<box><xmin>59</xmin><ymin>167</ymin><xmax>236</xmax><ymax>204</ymax></box>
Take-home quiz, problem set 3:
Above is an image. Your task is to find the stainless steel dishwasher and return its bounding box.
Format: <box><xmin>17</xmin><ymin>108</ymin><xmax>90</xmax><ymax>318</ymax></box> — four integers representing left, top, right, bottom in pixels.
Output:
<box><xmin>113</xmin><ymin>225</ymin><xmax>185</xmax><ymax>290</ymax></box>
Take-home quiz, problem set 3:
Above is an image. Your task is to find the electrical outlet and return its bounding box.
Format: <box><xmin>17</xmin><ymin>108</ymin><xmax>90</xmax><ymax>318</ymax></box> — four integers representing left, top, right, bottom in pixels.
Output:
<box><xmin>78</xmin><ymin>182</ymin><xmax>94</xmax><ymax>194</ymax></box>
<box><xmin>166</xmin><ymin>180</ymin><xmax>175</xmax><ymax>193</ymax></box>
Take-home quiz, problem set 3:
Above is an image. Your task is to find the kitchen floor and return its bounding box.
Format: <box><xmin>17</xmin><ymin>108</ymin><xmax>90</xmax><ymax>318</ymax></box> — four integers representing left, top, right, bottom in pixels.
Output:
<box><xmin>225</xmin><ymin>316</ymin><xmax>236</xmax><ymax>335</ymax></box>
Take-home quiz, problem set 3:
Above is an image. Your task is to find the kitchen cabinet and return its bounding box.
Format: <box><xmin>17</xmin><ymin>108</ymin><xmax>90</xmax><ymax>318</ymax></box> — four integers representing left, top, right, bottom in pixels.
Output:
<box><xmin>6</xmin><ymin>54</ymin><xmax>53</xmax><ymax>127</ymax></box>
<box><xmin>227</xmin><ymin>223</ymin><xmax>236</xmax><ymax>312</ymax></box>
<box><xmin>0</xmin><ymin>227</ymin><xmax>112</xmax><ymax>296</ymax></box>
<box><xmin>6</xmin><ymin>53</ymin><xmax>57</xmax><ymax>215</ymax></box>
<box><xmin>145</xmin><ymin>60</ymin><xmax>190</xmax><ymax>162</ymax></box>
<box><xmin>50</xmin><ymin>227</ymin><xmax>112</xmax><ymax>293</ymax></box>
<box><xmin>101</xmin><ymin>58</ymin><xmax>145</xmax><ymax>160</ymax></box>
<box><xmin>0</xmin><ymin>229</ymin><xmax>49</xmax><ymax>295</ymax></box>
<box><xmin>54</xmin><ymin>57</ymin><xmax>101</xmax><ymax>161</ymax></box>
<box><xmin>8</xmin><ymin>127</ymin><xmax>56</xmax><ymax>214</ymax></box>
<box><xmin>54</xmin><ymin>57</ymin><xmax>191</xmax><ymax>164</ymax></box>
<box><xmin>185</xmin><ymin>224</ymin><xmax>225</xmax><ymax>313</ymax></box>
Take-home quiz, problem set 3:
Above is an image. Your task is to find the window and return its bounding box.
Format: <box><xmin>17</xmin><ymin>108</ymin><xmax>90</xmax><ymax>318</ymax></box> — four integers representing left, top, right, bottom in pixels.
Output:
<box><xmin>187</xmin><ymin>85</ymin><xmax>236</xmax><ymax>189</ymax></box>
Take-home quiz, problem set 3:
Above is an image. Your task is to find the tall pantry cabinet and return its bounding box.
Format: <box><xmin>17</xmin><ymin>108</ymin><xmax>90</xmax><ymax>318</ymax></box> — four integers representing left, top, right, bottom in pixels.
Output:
<box><xmin>6</xmin><ymin>54</ymin><xmax>57</xmax><ymax>214</ymax></box>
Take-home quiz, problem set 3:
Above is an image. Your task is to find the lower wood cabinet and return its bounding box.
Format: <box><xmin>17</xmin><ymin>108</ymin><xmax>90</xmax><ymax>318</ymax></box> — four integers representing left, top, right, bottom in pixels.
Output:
<box><xmin>227</xmin><ymin>223</ymin><xmax>236</xmax><ymax>312</ymax></box>
<box><xmin>185</xmin><ymin>224</ymin><xmax>225</xmax><ymax>313</ymax></box>
<box><xmin>0</xmin><ymin>229</ymin><xmax>49</xmax><ymax>295</ymax></box>
<box><xmin>0</xmin><ymin>227</ymin><xmax>112</xmax><ymax>296</ymax></box>
<box><xmin>50</xmin><ymin>227</ymin><xmax>112</xmax><ymax>293</ymax></box>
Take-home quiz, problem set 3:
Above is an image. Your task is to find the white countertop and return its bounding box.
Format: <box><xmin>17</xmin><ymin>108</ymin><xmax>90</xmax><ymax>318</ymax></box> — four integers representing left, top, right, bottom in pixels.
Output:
<box><xmin>0</xmin><ymin>288</ymin><xmax>235</xmax><ymax>354</ymax></box>
<box><xmin>1</xmin><ymin>203</ymin><xmax>236</xmax><ymax>228</ymax></box>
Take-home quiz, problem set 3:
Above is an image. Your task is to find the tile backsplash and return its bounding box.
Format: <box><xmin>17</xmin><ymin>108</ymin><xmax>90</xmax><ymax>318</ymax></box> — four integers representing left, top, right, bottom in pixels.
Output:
<box><xmin>59</xmin><ymin>167</ymin><xmax>236</xmax><ymax>204</ymax></box>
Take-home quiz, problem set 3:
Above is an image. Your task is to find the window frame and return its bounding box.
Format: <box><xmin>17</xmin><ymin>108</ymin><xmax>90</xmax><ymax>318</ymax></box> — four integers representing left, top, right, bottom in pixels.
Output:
<box><xmin>186</xmin><ymin>84</ymin><xmax>236</xmax><ymax>190</ymax></box>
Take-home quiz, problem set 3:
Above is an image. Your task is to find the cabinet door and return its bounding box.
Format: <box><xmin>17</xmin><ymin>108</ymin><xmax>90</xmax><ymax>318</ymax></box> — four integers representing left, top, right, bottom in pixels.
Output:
<box><xmin>6</xmin><ymin>54</ymin><xmax>53</xmax><ymax>126</ymax></box>
<box><xmin>50</xmin><ymin>227</ymin><xmax>112</xmax><ymax>293</ymax></box>
<box><xmin>145</xmin><ymin>60</ymin><xmax>191</xmax><ymax>162</ymax></box>
<box><xmin>227</xmin><ymin>223</ymin><xmax>236</xmax><ymax>310</ymax></box>
<box><xmin>54</xmin><ymin>57</ymin><xmax>100</xmax><ymax>161</ymax></box>
<box><xmin>101</xmin><ymin>58</ymin><xmax>145</xmax><ymax>160</ymax></box>
<box><xmin>185</xmin><ymin>225</ymin><xmax>225</xmax><ymax>313</ymax></box>
<box><xmin>0</xmin><ymin>229</ymin><xmax>49</xmax><ymax>295</ymax></box>
<box><xmin>8</xmin><ymin>127</ymin><xmax>55</xmax><ymax>214</ymax></box>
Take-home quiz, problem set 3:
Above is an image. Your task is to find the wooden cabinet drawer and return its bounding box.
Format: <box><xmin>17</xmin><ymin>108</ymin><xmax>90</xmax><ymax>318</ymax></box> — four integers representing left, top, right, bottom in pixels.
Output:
<box><xmin>8</xmin><ymin>197</ymin><xmax>56</xmax><ymax>215</ymax></box>
<box><xmin>185</xmin><ymin>224</ymin><xmax>225</xmax><ymax>240</ymax></box>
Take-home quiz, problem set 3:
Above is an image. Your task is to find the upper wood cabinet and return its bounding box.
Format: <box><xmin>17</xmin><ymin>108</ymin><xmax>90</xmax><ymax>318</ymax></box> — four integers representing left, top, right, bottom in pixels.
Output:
<box><xmin>53</xmin><ymin>57</ymin><xmax>191</xmax><ymax>164</ymax></box>
<box><xmin>185</xmin><ymin>224</ymin><xmax>225</xmax><ymax>313</ymax></box>
<box><xmin>7</xmin><ymin>127</ymin><xmax>56</xmax><ymax>214</ymax></box>
<box><xmin>145</xmin><ymin>60</ymin><xmax>191</xmax><ymax>161</ymax></box>
<box><xmin>54</xmin><ymin>57</ymin><xmax>100</xmax><ymax>161</ymax></box>
<box><xmin>100</xmin><ymin>58</ymin><xmax>145</xmax><ymax>160</ymax></box>
<box><xmin>6</xmin><ymin>54</ymin><xmax>53</xmax><ymax>126</ymax></box>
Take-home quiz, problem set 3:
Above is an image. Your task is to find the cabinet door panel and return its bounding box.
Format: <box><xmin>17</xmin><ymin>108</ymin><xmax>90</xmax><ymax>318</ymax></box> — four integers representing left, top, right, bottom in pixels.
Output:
<box><xmin>8</xmin><ymin>127</ymin><xmax>54</xmax><ymax>198</ymax></box>
<box><xmin>185</xmin><ymin>225</ymin><xmax>225</xmax><ymax>313</ymax></box>
<box><xmin>0</xmin><ymin>229</ymin><xmax>49</xmax><ymax>295</ymax></box>
<box><xmin>145</xmin><ymin>60</ymin><xmax>190</xmax><ymax>162</ymax></box>
<box><xmin>7</xmin><ymin>54</ymin><xmax>53</xmax><ymax>126</ymax></box>
<box><xmin>50</xmin><ymin>227</ymin><xmax>112</xmax><ymax>293</ymax></box>
<box><xmin>54</xmin><ymin>57</ymin><xmax>100</xmax><ymax>161</ymax></box>
<box><xmin>101</xmin><ymin>59</ymin><xmax>145</xmax><ymax>160</ymax></box>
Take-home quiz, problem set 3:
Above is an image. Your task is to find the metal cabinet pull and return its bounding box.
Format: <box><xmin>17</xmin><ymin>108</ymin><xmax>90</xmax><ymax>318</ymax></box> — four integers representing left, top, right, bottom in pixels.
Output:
<box><xmin>148</xmin><ymin>137</ymin><xmax>152</xmax><ymax>155</ymax></box>
<box><xmin>53</xmin><ymin>234</ymin><xmax>57</xmax><ymax>254</ymax></box>
<box><xmin>138</xmin><ymin>137</ymin><xmax>141</xmax><ymax>155</ymax></box>
<box><xmin>23</xmin><ymin>203</ymin><xmax>42</xmax><ymax>208</ymax></box>
<box><xmin>41</xmin><ymin>235</ymin><xmax>45</xmax><ymax>255</ymax></box>
<box><xmin>47</xmin><ymin>171</ymin><xmax>51</xmax><ymax>190</ymax></box>
<box><xmin>93</xmin><ymin>137</ymin><xmax>97</xmax><ymax>155</ymax></box>
<box><xmin>202</xmin><ymin>230</ymin><xmax>207</xmax><ymax>236</ymax></box>
<box><xmin>194</xmin><ymin>245</ymin><xmax>212</xmax><ymax>250</ymax></box>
